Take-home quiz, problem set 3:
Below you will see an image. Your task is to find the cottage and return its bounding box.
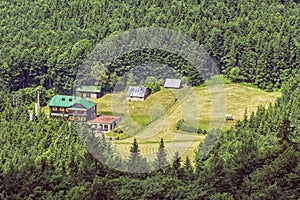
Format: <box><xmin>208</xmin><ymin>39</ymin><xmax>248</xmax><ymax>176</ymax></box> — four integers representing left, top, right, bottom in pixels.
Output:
<box><xmin>126</xmin><ymin>86</ymin><xmax>151</xmax><ymax>101</ymax></box>
<box><xmin>164</xmin><ymin>78</ymin><xmax>181</xmax><ymax>89</ymax></box>
<box><xmin>49</xmin><ymin>95</ymin><xmax>97</xmax><ymax>121</ymax></box>
<box><xmin>88</xmin><ymin>115</ymin><xmax>121</xmax><ymax>132</ymax></box>
<box><xmin>76</xmin><ymin>85</ymin><xmax>102</xmax><ymax>98</ymax></box>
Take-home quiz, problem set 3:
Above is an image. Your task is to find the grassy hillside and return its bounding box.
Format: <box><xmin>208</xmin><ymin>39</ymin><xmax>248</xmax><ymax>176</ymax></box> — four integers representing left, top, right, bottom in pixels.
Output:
<box><xmin>91</xmin><ymin>83</ymin><xmax>281</xmax><ymax>162</ymax></box>
<box><xmin>93</xmin><ymin>83</ymin><xmax>281</xmax><ymax>130</ymax></box>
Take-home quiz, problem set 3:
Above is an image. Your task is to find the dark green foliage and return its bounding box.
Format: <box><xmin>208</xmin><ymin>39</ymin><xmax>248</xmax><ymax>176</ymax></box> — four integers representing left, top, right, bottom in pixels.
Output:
<box><xmin>169</xmin><ymin>151</ymin><xmax>184</xmax><ymax>179</ymax></box>
<box><xmin>0</xmin><ymin>102</ymin><xmax>115</xmax><ymax>199</ymax></box>
<box><xmin>176</xmin><ymin>118</ymin><xmax>206</xmax><ymax>134</ymax></box>
<box><xmin>277</xmin><ymin>118</ymin><xmax>296</xmax><ymax>146</ymax></box>
<box><xmin>176</xmin><ymin>119</ymin><xmax>184</xmax><ymax>130</ymax></box>
<box><xmin>0</xmin><ymin>0</ymin><xmax>299</xmax><ymax>199</ymax></box>
<box><xmin>153</xmin><ymin>138</ymin><xmax>168</xmax><ymax>171</ymax></box>
<box><xmin>142</xmin><ymin>76</ymin><xmax>161</xmax><ymax>94</ymax></box>
<box><xmin>0</xmin><ymin>0</ymin><xmax>299</xmax><ymax>92</ymax></box>
<box><xmin>127</xmin><ymin>138</ymin><xmax>149</xmax><ymax>174</ymax></box>
<box><xmin>183</xmin><ymin>156</ymin><xmax>194</xmax><ymax>181</ymax></box>
<box><xmin>193</xmin><ymin>75</ymin><xmax>300</xmax><ymax>199</ymax></box>
<box><xmin>0</xmin><ymin>70</ymin><xmax>299</xmax><ymax>199</ymax></box>
<box><xmin>12</xmin><ymin>86</ymin><xmax>54</xmax><ymax>108</ymax></box>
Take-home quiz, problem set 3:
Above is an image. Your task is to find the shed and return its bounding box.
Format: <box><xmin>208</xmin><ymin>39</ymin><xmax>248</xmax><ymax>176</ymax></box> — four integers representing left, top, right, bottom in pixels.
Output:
<box><xmin>76</xmin><ymin>85</ymin><xmax>102</xmax><ymax>98</ymax></box>
<box><xmin>88</xmin><ymin>115</ymin><xmax>121</xmax><ymax>132</ymax></box>
<box><xmin>225</xmin><ymin>114</ymin><xmax>233</xmax><ymax>120</ymax></box>
<box><xmin>164</xmin><ymin>78</ymin><xmax>181</xmax><ymax>89</ymax></box>
<box><xmin>126</xmin><ymin>86</ymin><xmax>151</xmax><ymax>101</ymax></box>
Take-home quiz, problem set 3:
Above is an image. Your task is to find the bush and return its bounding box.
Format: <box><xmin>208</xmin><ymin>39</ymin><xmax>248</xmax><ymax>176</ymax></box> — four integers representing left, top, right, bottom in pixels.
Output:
<box><xmin>176</xmin><ymin>119</ymin><xmax>185</xmax><ymax>130</ymax></box>
<box><xmin>143</xmin><ymin>76</ymin><xmax>161</xmax><ymax>94</ymax></box>
<box><xmin>12</xmin><ymin>86</ymin><xmax>55</xmax><ymax>107</ymax></box>
<box><xmin>176</xmin><ymin>119</ymin><xmax>207</xmax><ymax>134</ymax></box>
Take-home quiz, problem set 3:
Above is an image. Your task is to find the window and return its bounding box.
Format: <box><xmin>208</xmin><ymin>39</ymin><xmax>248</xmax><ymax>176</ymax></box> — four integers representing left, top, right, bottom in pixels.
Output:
<box><xmin>104</xmin><ymin>124</ymin><xmax>109</xmax><ymax>131</ymax></box>
<box><xmin>59</xmin><ymin>107</ymin><xmax>64</xmax><ymax>112</ymax></box>
<box><xmin>52</xmin><ymin>107</ymin><xmax>57</xmax><ymax>111</ymax></box>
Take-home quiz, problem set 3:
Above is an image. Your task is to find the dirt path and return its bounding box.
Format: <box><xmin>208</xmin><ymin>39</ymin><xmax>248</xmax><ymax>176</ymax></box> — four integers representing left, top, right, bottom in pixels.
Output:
<box><xmin>113</xmin><ymin>89</ymin><xmax>205</xmax><ymax>162</ymax></box>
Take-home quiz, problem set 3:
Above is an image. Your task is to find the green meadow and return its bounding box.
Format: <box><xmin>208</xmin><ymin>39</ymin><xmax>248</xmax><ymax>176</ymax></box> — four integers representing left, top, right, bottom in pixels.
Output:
<box><xmin>92</xmin><ymin>83</ymin><xmax>281</xmax><ymax>161</ymax></box>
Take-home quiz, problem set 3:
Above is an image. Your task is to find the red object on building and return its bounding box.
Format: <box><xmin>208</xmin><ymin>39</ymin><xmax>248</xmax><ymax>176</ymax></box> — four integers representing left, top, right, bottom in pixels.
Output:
<box><xmin>88</xmin><ymin>115</ymin><xmax>121</xmax><ymax>132</ymax></box>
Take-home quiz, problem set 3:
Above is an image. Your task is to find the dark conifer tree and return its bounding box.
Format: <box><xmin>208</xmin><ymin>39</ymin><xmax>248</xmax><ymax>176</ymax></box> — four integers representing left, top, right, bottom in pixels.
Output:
<box><xmin>127</xmin><ymin>138</ymin><xmax>148</xmax><ymax>174</ymax></box>
<box><xmin>154</xmin><ymin>138</ymin><xmax>168</xmax><ymax>172</ymax></box>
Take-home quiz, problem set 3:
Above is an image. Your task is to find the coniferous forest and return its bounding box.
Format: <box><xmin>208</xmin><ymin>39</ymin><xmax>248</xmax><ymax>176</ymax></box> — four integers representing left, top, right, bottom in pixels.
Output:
<box><xmin>1</xmin><ymin>0</ymin><xmax>299</xmax><ymax>93</ymax></box>
<box><xmin>0</xmin><ymin>0</ymin><xmax>299</xmax><ymax>199</ymax></box>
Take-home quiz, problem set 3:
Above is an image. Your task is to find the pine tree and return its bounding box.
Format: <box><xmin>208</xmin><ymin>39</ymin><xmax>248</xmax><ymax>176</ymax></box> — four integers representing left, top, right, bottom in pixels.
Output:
<box><xmin>277</xmin><ymin>118</ymin><xmax>295</xmax><ymax>148</ymax></box>
<box><xmin>127</xmin><ymin>138</ymin><xmax>148</xmax><ymax>173</ymax></box>
<box><xmin>154</xmin><ymin>138</ymin><xmax>168</xmax><ymax>171</ymax></box>
<box><xmin>169</xmin><ymin>151</ymin><xmax>184</xmax><ymax>178</ymax></box>
<box><xmin>183</xmin><ymin>156</ymin><xmax>194</xmax><ymax>180</ymax></box>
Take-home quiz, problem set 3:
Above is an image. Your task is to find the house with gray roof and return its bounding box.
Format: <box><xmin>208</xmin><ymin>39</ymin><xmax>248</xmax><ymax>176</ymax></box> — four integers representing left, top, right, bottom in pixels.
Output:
<box><xmin>164</xmin><ymin>78</ymin><xmax>181</xmax><ymax>89</ymax></box>
<box><xmin>126</xmin><ymin>86</ymin><xmax>151</xmax><ymax>101</ymax></box>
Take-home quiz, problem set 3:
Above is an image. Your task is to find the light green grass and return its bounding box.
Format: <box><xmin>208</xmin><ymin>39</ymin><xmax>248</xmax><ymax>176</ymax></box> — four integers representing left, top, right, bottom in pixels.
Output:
<box><xmin>87</xmin><ymin>83</ymin><xmax>281</xmax><ymax>162</ymax></box>
<box><xmin>192</xmin><ymin>83</ymin><xmax>281</xmax><ymax>130</ymax></box>
<box><xmin>39</xmin><ymin>81</ymin><xmax>281</xmax><ymax>163</ymax></box>
<box><xmin>92</xmin><ymin>87</ymin><xmax>176</xmax><ymax>127</ymax></box>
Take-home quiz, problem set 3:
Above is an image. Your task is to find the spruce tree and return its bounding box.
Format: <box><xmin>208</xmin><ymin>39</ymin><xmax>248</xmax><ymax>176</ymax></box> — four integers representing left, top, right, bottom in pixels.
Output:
<box><xmin>127</xmin><ymin>138</ymin><xmax>148</xmax><ymax>173</ymax></box>
<box><xmin>277</xmin><ymin>118</ymin><xmax>295</xmax><ymax>148</ymax></box>
<box><xmin>183</xmin><ymin>156</ymin><xmax>194</xmax><ymax>180</ymax></box>
<box><xmin>170</xmin><ymin>151</ymin><xmax>183</xmax><ymax>178</ymax></box>
<box><xmin>154</xmin><ymin>138</ymin><xmax>168</xmax><ymax>171</ymax></box>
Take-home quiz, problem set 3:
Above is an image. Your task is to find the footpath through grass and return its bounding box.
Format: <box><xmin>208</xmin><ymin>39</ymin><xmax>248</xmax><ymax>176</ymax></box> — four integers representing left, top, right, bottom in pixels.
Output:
<box><xmin>91</xmin><ymin>83</ymin><xmax>281</xmax><ymax>162</ymax></box>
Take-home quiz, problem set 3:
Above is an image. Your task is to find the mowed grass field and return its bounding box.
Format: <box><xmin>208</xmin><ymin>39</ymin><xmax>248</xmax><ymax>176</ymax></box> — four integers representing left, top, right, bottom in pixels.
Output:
<box><xmin>91</xmin><ymin>83</ymin><xmax>281</xmax><ymax>163</ymax></box>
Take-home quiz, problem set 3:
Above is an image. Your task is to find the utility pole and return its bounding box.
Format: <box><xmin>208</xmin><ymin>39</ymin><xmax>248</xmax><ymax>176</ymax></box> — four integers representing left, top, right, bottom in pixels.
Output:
<box><xmin>36</xmin><ymin>88</ymin><xmax>41</xmax><ymax>116</ymax></box>
<box><xmin>12</xmin><ymin>94</ymin><xmax>18</xmax><ymax>109</ymax></box>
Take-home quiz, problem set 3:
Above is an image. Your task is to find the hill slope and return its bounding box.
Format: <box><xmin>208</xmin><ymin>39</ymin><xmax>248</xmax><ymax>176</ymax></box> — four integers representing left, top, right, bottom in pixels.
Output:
<box><xmin>92</xmin><ymin>83</ymin><xmax>281</xmax><ymax>161</ymax></box>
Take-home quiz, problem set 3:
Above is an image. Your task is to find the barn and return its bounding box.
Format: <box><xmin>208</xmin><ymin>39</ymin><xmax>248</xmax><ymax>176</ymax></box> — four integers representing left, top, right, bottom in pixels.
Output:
<box><xmin>164</xmin><ymin>78</ymin><xmax>181</xmax><ymax>89</ymax></box>
<box><xmin>126</xmin><ymin>86</ymin><xmax>151</xmax><ymax>101</ymax></box>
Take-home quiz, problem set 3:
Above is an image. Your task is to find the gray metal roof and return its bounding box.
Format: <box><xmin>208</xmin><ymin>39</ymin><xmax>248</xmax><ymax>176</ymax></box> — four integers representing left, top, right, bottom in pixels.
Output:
<box><xmin>164</xmin><ymin>79</ymin><xmax>181</xmax><ymax>88</ymax></box>
<box><xmin>127</xmin><ymin>86</ymin><xmax>148</xmax><ymax>98</ymax></box>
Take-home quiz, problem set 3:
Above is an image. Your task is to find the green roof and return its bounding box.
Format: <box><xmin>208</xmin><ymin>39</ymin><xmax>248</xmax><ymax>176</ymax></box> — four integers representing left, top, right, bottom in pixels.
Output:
<box><xmin>49</xmin><ymin>95</ymin><xmax>97</xmax><ymax>109</ymax></box>
<box><xmin>76</xmin><ymin>85</ymin><xmax>101</xmax><ymax>93</ymax></box>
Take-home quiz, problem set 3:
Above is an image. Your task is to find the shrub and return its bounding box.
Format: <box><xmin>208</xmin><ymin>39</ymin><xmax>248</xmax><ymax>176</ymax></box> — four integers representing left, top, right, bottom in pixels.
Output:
<box><xmin>143</xmin><ymin>76</ymin><xmax>161</xmax><ymax>94</ymax></box>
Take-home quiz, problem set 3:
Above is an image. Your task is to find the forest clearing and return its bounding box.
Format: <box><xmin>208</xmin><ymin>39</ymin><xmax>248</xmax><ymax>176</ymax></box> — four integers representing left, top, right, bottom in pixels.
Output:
<box><xmin>91</xmin><ymin>83</ymin><xmax>281</xmax><ymax>161</ymax></box>
<box><xmin>1</xmin><ymin>0</ymin><xmax>298</xmax><ymax>198</ymax></box>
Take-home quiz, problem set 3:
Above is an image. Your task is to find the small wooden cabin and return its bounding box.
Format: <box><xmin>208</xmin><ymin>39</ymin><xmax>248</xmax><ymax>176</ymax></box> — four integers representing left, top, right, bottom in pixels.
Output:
<box><xmin>76</xmin><ymin>85</ymin><xmax>102</xmax><ymax>98</ymax></box>
<box><xmin>49</xmin><ymin>95</ymin><xmax>97</xmax><ymax>121</ymax></box>
<box><xmin>126</xmin><ymin>86</ymin><xmax>151</xmax><ymax>101</ymax></box>
<box><xmin>164</xmin><ymin>78</ymin><xmax>181</xmax><ymax>89</ymax></box>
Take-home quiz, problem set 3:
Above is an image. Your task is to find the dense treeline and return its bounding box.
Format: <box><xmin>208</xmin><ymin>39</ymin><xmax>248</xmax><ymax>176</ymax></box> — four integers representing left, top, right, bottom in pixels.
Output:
<box><xmin>1</xmin><ymin>74</ymin><xmax>299</xmax><ymax>199</ymax></box>
<box><xmin>1</xmin><ymin>0</ymin><xmax>299</xmax><ymax>199</ymax></box>
<box><xmin>0</xmin><ymin>0</ymin><xmax>299</xmax><ymax>93</ymax></box>
<box><xmin>194</xmin><ymin>74</ymin><xmax>300</xmax><ymax>199</ymax></box>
